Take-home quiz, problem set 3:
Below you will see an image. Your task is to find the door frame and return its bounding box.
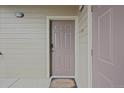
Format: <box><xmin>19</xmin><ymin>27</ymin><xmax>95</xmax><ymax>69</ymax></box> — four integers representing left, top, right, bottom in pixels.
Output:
<box><xmin>88</xmin><ymin>5</ymin><xmax>92</xmax><ymax>88</ymax></box>
<box><xmin>46</xmin><ymin>16</ymin><xmax>78</xmax><ymax>79</ymax></box>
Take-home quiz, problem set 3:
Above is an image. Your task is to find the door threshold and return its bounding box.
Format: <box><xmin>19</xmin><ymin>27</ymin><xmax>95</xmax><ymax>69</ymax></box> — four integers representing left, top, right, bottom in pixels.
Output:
<box><xmin>50</xmin><ymin>76</ymin><xmax>75</xmax><ymax>79</ymax></box>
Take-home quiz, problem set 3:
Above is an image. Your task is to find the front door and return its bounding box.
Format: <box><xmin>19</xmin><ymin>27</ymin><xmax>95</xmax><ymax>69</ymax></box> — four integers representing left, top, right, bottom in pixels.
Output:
<box><xmin>51</xmin><ymin>20</ymin><xmax>75</xmax><ymax>76</ymax></box>
<box><xmin>93</xmin><ymin>5</ymin><xmax>124</xmax><ymax>87</ymax></box>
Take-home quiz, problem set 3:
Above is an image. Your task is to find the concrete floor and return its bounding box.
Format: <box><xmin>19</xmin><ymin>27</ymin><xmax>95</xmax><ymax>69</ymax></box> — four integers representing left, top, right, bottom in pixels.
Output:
<box><xmin>0</xmin><ymin>78</ymin><xmax>50</xmax><ymax>88</ymax></box>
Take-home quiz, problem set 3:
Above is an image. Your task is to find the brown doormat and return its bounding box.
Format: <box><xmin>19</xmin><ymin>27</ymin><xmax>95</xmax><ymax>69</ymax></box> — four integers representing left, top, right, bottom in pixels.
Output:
<box><xmin>50</xmin><ymin>78</ymin><xmax>77</xmax><ymax>88</ymax></box>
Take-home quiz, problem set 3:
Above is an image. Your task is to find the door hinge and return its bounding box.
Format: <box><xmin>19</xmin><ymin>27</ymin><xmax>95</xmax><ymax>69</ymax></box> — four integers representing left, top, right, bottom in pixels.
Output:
<box><xmin>91</xmin><ymin>49</ymin><xmax>93</xmax><ymax>56</ymax></box>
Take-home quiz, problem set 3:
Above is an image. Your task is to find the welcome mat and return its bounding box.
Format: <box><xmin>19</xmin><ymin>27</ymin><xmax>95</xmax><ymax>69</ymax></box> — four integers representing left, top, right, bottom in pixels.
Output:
<box><xmin>50</xmin><ymin>78</ymin><xmax>77</xmax><ymax>88</ymax></box>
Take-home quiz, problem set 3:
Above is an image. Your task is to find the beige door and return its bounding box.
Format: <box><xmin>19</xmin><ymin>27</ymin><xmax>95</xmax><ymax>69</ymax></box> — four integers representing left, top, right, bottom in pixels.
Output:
<box><xmin>93</xmin><ymin>5</ymin><xmax>124</xmax><ymax>88</ymax></box>
<box><xmin>51</xmin><ymin>20</ymin><xmax>75</xmax><ymax>76</ymax></box>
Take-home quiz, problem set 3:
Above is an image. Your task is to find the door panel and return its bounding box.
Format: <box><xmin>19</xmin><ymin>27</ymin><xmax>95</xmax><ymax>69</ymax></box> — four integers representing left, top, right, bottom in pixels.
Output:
<box><xmin>51</xmin><ymin>20</ymin><xmax>75</xmax><ymax>76</ymax></box>
<box><xmin>93</xmin><ymin>5</ymin><xmax>124</xmax><ymax>88</ymax></box>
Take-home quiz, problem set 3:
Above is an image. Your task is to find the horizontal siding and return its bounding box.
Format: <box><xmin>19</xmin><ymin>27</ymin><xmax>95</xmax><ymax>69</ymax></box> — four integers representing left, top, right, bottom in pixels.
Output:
<box><xmin>78</xmin><ymin>6</ymin><xmax>88</xmax><ymax>31</ymax></box>
<box><xmin>0</xmin><ymin>24</ymin><xmax>46</xmax><ymax>29</ymax></box>
<box><xmin>0</xmin><ymin>33</ymin><xmax>46</xmax><ymax>38</ymax></box>
<box><xmin>77</xmin><ymin>6</ymin><xmax>88</xmax><ymax>87</ymax></box>
<box><xmin>0</xmin><ymin>7</ymin><xmax>47</xmax><ymax>78</ymax></box>
<box><xmin>0</xmin><ymin>18</ymin><xmax>46</xmax><ymax>24</ymax></box>
<box><xmin>79</xmin><ymin>28</ymin><xmax>88</xmax><ymax>44</ymax></box>
<box><xmin>0</xmin><ymin>30</ymin><xmax>46</xmax><ymax>34</ymax></box>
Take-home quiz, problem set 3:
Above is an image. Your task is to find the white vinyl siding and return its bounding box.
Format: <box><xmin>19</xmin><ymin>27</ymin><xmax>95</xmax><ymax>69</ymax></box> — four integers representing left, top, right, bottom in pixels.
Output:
<box><xmin>0</xmin><ymin>13</ymin><xmax>46</xmax><ymax>78</ymax></box>
<box><xmin>77</xmin><ymin>6</ymin><xmax>88</xmax><ymax>87</ymax></box>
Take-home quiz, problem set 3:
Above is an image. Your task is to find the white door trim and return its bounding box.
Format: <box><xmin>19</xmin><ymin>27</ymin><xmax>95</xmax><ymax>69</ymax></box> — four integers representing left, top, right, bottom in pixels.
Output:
<box><xmin>46</xmin><ymin>16</ymin><xmax>78</xmax><ymax>79</ymax></box>
<box><xmin>88</xmin><ymin>5</ymin><xmax>92</xmax><ymax>88</ymax></box>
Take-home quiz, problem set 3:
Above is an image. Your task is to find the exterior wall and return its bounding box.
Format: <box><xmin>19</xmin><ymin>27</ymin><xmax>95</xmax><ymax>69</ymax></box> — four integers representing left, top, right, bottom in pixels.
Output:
<box><xmin>76</xmin><ymin>6</ymin><xmax>88</xmax><ymax>87</ymax></box>
<box><xmin>0</xmin><ymin>5</ymin><xmax>78</xmax><ymax>87</ymax></box>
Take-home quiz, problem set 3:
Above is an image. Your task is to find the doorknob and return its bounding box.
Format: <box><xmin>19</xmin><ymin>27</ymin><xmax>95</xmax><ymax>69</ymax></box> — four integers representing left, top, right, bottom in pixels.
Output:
<box><xmin>0</xmin><ymin>52</ymin><xmax>3</xmax><ymax>55</ymax></box>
